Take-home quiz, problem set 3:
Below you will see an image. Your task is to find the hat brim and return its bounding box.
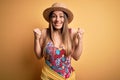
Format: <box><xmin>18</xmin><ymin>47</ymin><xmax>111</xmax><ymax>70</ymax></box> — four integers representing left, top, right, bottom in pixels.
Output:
<box><xmin>43</xmin><ymin>7</ymin><xmax>73</xmax><ymax>23</ymax></box>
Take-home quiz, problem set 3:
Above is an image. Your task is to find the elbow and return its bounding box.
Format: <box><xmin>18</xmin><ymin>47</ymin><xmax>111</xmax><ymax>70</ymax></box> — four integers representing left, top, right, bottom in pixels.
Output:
<box><xmin>73</xmin><ymin>56</ymin><xmax>80</xmax><ymax>61</ymax></box>
<box><xmin>35</xmin><ymin>53</ymin><xmax>43</xmax><ymax>59</ymax></box>
<box><xmin>36</xmin><ymin>55</ymin><xmax>42</xmax><ymax>59</ymax></box>
<box><xmin>72</xmin><ymin>51</ymin><xmax>82</xmax><ymax>61</ymax></box>
<box><xmin>72</xmin><ymin>54</ymin><xmax>81</xmax><ymax>61</ymax></box>
<box><xmin>34</xmin><ymin>51</ymin><xmax>42</xmax><ymax>59</ymax></box>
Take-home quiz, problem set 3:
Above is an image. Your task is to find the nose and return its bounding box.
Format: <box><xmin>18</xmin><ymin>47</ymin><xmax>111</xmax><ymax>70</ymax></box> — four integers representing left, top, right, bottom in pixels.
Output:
<box><xmin>56</xmin><ymin>16</ymin><xmax>60</xmax><ymax>21</ymax></box>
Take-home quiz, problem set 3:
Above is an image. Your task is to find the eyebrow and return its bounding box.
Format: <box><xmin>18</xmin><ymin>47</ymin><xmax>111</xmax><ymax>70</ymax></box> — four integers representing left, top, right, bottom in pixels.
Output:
<box><xmin>49</xmin><ymin>11</ymin><xmax>64</xmax><ymax>18</ymax></box>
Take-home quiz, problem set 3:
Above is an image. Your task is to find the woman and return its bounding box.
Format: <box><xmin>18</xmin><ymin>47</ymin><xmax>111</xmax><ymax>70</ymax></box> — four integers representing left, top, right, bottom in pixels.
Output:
<box><xmin>33</xmin><ymin>3</ymin><xmax>84</xmax><ymax>80</ymax></box>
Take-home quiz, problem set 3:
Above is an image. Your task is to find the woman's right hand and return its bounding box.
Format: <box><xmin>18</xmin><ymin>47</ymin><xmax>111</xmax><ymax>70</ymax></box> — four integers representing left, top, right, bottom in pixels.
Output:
<box><xmin>33</xmin><ymin>28</ymin><xmax>42</xmax><ymax>40</ymax></box>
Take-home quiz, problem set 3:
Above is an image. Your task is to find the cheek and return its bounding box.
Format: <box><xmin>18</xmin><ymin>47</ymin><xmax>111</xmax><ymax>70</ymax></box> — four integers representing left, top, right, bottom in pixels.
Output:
<box><xmin>51</xmin><ymin>18</ymin><xmax>56</xmax><ymax>22</ymax></box>
<box><xmin>62</xmin><ymin>18</ymin><xmax>65</xmax><ymax>22</ymax></box>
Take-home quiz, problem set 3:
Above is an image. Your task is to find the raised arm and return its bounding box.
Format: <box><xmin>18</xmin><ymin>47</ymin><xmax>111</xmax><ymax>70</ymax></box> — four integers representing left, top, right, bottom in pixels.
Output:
<box><xmin>71</xmin><ymin>28</ymin><xmax>84</xmax><ymax>61</ymax></box>
<box><xmin>33</xmin><ymin>28</ymin><xmax>46</xmax><ymax>59</ymax></box>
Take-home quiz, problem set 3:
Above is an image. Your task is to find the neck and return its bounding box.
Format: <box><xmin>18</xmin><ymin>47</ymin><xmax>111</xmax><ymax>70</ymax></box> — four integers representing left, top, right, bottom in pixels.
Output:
<box><xmin>53</xmin><ymin>29</ymin><xmax>61</xmax><ymax>35</ymax></box>
<box><xmin>53</xmin><ymin>30</ymin><xmax>62</xmax><ymax>42</ymax></box>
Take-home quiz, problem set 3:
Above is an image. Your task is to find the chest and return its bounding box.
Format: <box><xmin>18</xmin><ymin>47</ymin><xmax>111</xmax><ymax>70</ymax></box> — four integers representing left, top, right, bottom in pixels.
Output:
<box><xmin>45</xmin><ymin>42</ymin><xmax>70</xmax><ymax>61</ymax></box>
<box><xmin>53</xmin><ymin>35</ymin><xmax>63</xmax><ymax>48</ymax></box>
<box><xmin>45</xmin><ymin>42</ymin><xmax>65</xmax><ymax>59</ymax></box>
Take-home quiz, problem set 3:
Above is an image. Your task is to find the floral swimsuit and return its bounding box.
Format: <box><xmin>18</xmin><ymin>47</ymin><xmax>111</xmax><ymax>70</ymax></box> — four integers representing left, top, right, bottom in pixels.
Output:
<box><xmin>45</xmin><ymin>42</ymin><xmax>74</xmax><ymax>78</ymax></box>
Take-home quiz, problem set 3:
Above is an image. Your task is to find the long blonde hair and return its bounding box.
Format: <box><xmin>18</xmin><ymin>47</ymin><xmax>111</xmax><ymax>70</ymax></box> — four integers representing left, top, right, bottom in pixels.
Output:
<box><xmin>44</xmin><ymin>12</ymin><xmax>72</xmax><ymax>56</ymax></box>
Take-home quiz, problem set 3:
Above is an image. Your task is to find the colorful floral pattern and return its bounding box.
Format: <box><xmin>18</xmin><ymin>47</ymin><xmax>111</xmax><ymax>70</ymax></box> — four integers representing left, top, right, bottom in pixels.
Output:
<box><xmin>45</xmin><ymin>42</ymin><xmax>74</xmax><ymax>78</ymax></box>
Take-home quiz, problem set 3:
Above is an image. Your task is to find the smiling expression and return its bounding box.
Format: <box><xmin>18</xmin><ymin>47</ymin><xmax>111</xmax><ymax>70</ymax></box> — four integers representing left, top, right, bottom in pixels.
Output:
<box><xmin>51</xmin><ymin>11</ymin><xmax>65</xmax><ymax>30</ymax></box>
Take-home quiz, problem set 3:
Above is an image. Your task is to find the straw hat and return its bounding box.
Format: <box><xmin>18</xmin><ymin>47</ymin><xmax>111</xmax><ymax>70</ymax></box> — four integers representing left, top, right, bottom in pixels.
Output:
<box><xmin>43</xmin><ymin>3</ymin><xmax>73</xmax><ymax>23</ymax></box>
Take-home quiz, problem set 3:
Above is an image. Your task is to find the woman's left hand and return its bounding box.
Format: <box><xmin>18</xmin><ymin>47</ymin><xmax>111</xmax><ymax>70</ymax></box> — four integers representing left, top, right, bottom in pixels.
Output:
<box><xmin>76</xmin><ymin>28</ymin><xmax>84</xmax><ymax>41</ymax></box>
<box><xmin>73</xmin><ymin>28</ymin><xmax>84</xmax><ymax>47</ymax></box>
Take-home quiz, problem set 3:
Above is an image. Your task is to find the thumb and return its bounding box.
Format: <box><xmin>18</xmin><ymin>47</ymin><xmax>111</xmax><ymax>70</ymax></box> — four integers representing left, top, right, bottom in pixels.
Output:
<box><xmin>77</xmin><ymin>28</ymin><xmax>80</xmax><ymax>33</ymax></box>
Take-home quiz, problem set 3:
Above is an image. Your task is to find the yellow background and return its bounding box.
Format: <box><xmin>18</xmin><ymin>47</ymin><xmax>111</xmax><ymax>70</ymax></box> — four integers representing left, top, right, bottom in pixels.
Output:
<box><xmin>0</xmin><ymin>0</ymin><xmax>120</xmax><ymax>80</ymax></box>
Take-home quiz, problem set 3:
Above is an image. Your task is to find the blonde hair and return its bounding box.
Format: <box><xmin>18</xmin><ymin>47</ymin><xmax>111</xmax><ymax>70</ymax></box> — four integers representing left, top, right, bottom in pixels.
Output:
<box><xmin>44</xmin><ymin>12</ymin><xmax>72</xmax><ymax>56</ymax></box>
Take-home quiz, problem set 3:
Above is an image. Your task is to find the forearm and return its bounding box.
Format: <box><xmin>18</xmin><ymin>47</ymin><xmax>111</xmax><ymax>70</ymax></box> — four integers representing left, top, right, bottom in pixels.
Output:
<box><xmin>34</xmin><ymin>38</ymin><xmax>42</xmax><ymax>58</ymax></box>
<box><xmin>72</xmin><ymin>39</ymin><xmax>83</xmax><ymax>60</ymax></box>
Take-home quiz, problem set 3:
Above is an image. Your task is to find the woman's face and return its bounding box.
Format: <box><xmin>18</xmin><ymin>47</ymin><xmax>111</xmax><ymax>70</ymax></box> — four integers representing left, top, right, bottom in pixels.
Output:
<box><xmin>51</xmin><ymin>11</ymin><xmax>64</xmax><ymax>30</ymax></box>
